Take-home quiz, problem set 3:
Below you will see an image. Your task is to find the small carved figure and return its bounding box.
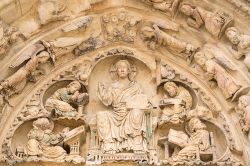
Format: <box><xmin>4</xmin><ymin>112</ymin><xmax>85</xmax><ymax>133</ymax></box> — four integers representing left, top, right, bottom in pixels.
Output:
<box><xmin>102</xmin><ymin>11</ymin><xmax>141</xmax><ymax>42</ymax></box>
<box><xmin>141</xmin><ymin>24</ymin><xmax>196</xmax><ymax>61</ymax></box>
<box><xmin>0</xmin><ymin>20</ymin><xmax>22</xmax><ymax>56</ymax></box>
<box><xmin>237</xmin><ymin>94</ymin><xmax>250</xmax><ymax>139</ymax></box>
<box><xmin>45</xmin><ymin>81</ymin><xmax>88</xmax><ymax>117</ymax></box>
<box><xmin>180</xmin><ymin>3</ymin><xmax>233</xmax><ymax>38</ymax></box>
<box><xmin>144</xmin><ymin>0</ymin><xmax>181</xmax><ymax>16</ymax></box>
<box><xmin>172</xmin><ymin>118</ymin><xmax>211</xmax><ymax>162</ymax></box>
<box><xmin>97</xmin><ymin>59</ymin><xmax>150</xmax><ymax>154</ymax></box>
<box><xmin>0</xmin><ymin>43</ymin><xmax>51</xmax><ymax>97</ymax></box>
<box><xmin>37</xmin><ymin>0</ymin><xmax>68</xmax><ymax>25</ymax></box>
<box><xmin>194</xmin><ymin>50</ymin><xmax>241</xmax><ymax>99</ymax></box>
<box><xmin>225</xmin><ymin>27</ymin><xmax>250</xmax><ymax>71</ymax></box>
<box><xmin>159</xmin><ymin>82</ymin><xmax>192</xmax><ymax>125</ymax></box>
<box><xmin>26</xmin><ymin>118</ymin><xmax>67</xmax><ymax>159</ymax></box>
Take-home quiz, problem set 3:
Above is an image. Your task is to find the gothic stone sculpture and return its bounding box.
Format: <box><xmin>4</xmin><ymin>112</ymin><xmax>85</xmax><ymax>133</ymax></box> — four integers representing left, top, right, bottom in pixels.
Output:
<box><xmin>0</xmin><ymin>20</ymin><xmax>21</xmax><ymax>56</ymax></box>
<box><xmin>238</xmin><ymin>94</ymin><xmax>250</xmax><ymax>140</ymax></box>
<box><xmin>102</xmin><ymin>11</ymin><xmax>141</xmax><ymax>42</ymax></box>
<box><xmin>141</xmin><ymin>24</ymin><xmax>196</xmax><ymax>61</ymax></box>
<box><xmin>0</xmin><ymin>43</ymin><xmax>51</xmax><ymax>97</ymax></box>
<box><xmin>194</xmin><ymin>51</ymin><xmax>241</xmax><ymax>99</ymax></box>
<box><xmin>180</xmin><ymin>3</ymin><xmax>232</xmax><ymax>38</ymax></box>
<box><xmin>159</xmin><ymin>81</ymin><xmax>192</xmax><ymax>125</ymax></box>
<box><xmin>97</xmin><ymin>59</ymin><xmax>150</xmax><ymax>154</ymax></box>
<box><xmin>26</xmin><ymin>118</ymin><xmax>67</xmax><ymax>160</ymax></box>
<box><xmin>172</xmin><ymin>118</ymin><xmax>212</xmax><ymax>162</ymax></box>
<box><xmin>45</xmin><ymin>81</ymin><xmax>88</xmax><ymax>117</ymax></box>
<box><xmin>142</xmin><ymin>0</ymin><xmax>181</xmax><ymax>16</ymax></box>
<box><xmin>225</xmin><ymin>27</ymin><xmax>250</xmax><ymax>71</ymax></box>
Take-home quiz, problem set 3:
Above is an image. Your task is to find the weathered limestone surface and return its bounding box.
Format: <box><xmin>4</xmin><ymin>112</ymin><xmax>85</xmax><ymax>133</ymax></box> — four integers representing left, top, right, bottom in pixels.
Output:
<box><xmin>0</xmin><ymin>0</ymin><xmax>250</xmax><ymax>166</ymax></box>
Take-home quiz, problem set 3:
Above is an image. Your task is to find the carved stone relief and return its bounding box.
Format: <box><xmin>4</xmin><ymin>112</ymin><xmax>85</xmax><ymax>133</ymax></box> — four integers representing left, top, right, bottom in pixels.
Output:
<box><xmin>0</xmin><ymin>0</ymin><xmax>250</xmax><ymax>165</ymax></box>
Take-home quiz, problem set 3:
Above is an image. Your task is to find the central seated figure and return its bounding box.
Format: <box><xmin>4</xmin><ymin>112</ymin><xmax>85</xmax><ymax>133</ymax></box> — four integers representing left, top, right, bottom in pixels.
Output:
<box><xmin>97</xmin><ymin>59</ymin><xmax>150</xmax><ymax>154</ymax></box>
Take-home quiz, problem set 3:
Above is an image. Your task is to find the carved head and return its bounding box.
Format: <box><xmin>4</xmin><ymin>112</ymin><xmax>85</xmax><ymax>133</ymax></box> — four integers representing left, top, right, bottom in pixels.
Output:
<box><xmin>185</xmin><ymin>43</ymin><xmax>196</xmax><ymax>54</ymax></box>
<box><xmin>225</xmin><ymin>27</ymin><xmax>240</xmax><ymax>45</ymax></box>
<box><xmin>37</xmin><ymin>51</ymin><xmax>50</xmax><ymax>63</ymax></box>
<box><xmin>238</xmin><ymin>94</ymin><xmax>250</xmax><ymax>110</ymax></box>
<box><xmin>67</xmin><ymin>81</ymin><xmax>81</xmax><ymax>94</ymax></box>
<box><xmin>33</xmin><ymin>118</ymin><xmax>54</xmax><ymax>131</ymax></box>
<box><xmin>116</xmin><ymin>60</ymin><xmax>130</xmax><ymax>79</ymax></box>
<box><xmin>111</xmin><ymin>59</ymin><xmax>136</xmax><ymax>81</ymax></box>
<box><xmin>194</xmin><ymin>51</ymin><xmax>206</xmax><ymax>67</ymax></box>
<box><xmin>180</xmin><ymin>4</ymin><xmax>194</xmax><ymax>16</ymax></box>
<box><xmin>188</xmin><ymin>117</ymin><xmax>206</xmax><ymax>133</ymax></box>
<box><xmin>102</xmin><ymin>14</ymin><xmax>110</xmax><ymax>23</ymax></box>
<box><xmin>141</xmin><ymin>26</ymin><xmax>156</xmax><ymax>40</ymax></box>
<box><xmin>164</xmin><ymin>82</ymin><xmax>178</xmax><ymax>97</ymax></box>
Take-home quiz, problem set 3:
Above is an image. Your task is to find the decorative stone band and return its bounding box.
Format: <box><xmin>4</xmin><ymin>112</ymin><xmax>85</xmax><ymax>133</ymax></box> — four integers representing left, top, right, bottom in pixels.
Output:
<box><xmin>101</xmin><ymin>153</ymin><xmax>148</xmax><ymax>162</ymax></box>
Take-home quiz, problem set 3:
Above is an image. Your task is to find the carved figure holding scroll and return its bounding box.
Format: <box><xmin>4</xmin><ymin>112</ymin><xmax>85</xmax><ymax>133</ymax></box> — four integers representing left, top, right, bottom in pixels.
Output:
<box><xmin>45</xmin><ymin>81</ymin><xmax>89</xmax><ymax>117</ymax></box>
<box><xmin>159</xmin><ymin>82</ymin><xmax>192</xmax><ymax>125</ymax></box>
<box><xmin>97</xmin><ymin>59</ymin><xmax>150</xmax><ymax>154</ymax></box>
<box><xmin>172</xmin><ymin>118</ymin><xmax>211</xmax><ymax>162</ymax></box>
<box><xmin>225</xmin><ymin>27</ymin><xmax>250</xmax><ymax>71</ymax></box>
<box><xmin>180</xmin><ymin>3</ymin><xmax>232</xmax><ymax>38</ymax></box>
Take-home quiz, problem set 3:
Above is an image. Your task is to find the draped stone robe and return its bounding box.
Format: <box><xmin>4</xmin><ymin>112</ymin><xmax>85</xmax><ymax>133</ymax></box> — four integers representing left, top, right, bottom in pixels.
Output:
<box><xmin>97</xmin><ymin>81</ymin><xmax>147</xmax><ymax>153</ymax></box>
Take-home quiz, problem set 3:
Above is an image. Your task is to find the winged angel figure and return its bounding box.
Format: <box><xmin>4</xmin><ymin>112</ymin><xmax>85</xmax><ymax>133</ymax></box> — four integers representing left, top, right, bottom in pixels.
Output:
<box><xmin>0</xmin><ymin>42</ymin><xmax>52</xmax><ymax>97</ymax></box>
<box><xmin>193</xmin><ymin>44</ymin><xmax>247</xmax><ymax>100</ymax></box>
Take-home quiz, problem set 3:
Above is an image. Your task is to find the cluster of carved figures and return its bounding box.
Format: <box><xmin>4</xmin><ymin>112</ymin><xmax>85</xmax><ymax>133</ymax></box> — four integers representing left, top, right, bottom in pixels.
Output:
<box><xmin>0</xmin><ymin>56</ymin><xmax>244</xmax><ymax>165</ymax></box>
<box><xmin>0</xmin><ymin>0</ymin><xmax>250</xmax><ymax>166</ymax></box>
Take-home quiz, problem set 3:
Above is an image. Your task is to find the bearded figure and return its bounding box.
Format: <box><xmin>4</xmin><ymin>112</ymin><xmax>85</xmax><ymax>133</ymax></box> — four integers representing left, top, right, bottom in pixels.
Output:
<box><xmin>160</xmin><ymin>82</ymin><xmax>192</xmax><ymax>125</ymax></box>
<box><xmin>97</xmin><ymin>59</ymin><xmax>150</xmax><ymax>154</ymax></box>
<box><xmin>26</xmin><ymin>118</ymin><xmax>67</xmax><ymax>159</ymax></box>
<box><xmin>173</xmin><ymin>118</ymin><xmax>210</xmax><ymax>162</ymax></box>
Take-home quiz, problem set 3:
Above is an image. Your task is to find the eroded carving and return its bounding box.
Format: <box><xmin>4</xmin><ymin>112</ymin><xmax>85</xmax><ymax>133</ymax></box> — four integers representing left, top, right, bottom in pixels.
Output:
<box><xmin>102</xmin><ymin>11</ymin><xmax>141</xmax><ymax>42</ymax></box>
<box><xmin>45</xmin><ymin>80</ymin><xmax>89</xmax><ymax>117</ymax></box>
<box><xmin>141</xmin><ymin>0</ymin><xmax>182</xmax><ymax>16</ymax></box>
<box><xmin>141</xmin><ymin>24</ymin><xmax>197</xmax><ymax>61</ymax></box>
<box><xmin>0</xmin><ymin>20</ymin><xmax>22</xmax><ymax>56</ymax></box>
<box><xmin>180</xmin><ymin>2</ymin><xmax>233</xmax><ymax>38</ymax></box>
<box><xmin>159</xmin><ymin>81</ymin><xmax>192</xmax><ymax>125</ymax></box>
<box><xmin>0</xmin><ymin>43</ymin><xmax>51</xmax><ymax>98</ymax></box>
<box><xmin>237</xmin><ymin>93</ymin><xmax>250</xmax><ymax>140</ymax></box>
<box><xmin>193</xmin><ymin>48</ymin><xmax>241</xmax><ymax>100</ymax></box>
<box><xmin>226</xmin><ymin>27</ymin><xmax>250</xmax><ymax>71</ymax></box>
<box><xmin>172</xmin><ymin>118</ymin><xmax>214</xmax><ymax>163</ymax></box>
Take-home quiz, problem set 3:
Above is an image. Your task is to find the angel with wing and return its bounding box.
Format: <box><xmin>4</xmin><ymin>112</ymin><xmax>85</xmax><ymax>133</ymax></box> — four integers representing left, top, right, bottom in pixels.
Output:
<box><xmin>193</xmin><ymin>44</ymin><xmax>241</xmax><ymax>99</ymax></box>
<box><xmin>0</xmin><ymin>42</ymin><xmax>52</xmax><ymax>97</ymax></box>
<box><xmin>141</xmin><ymin>23</ymin><xmax>197</xmax><ymax>61</ymax></box>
